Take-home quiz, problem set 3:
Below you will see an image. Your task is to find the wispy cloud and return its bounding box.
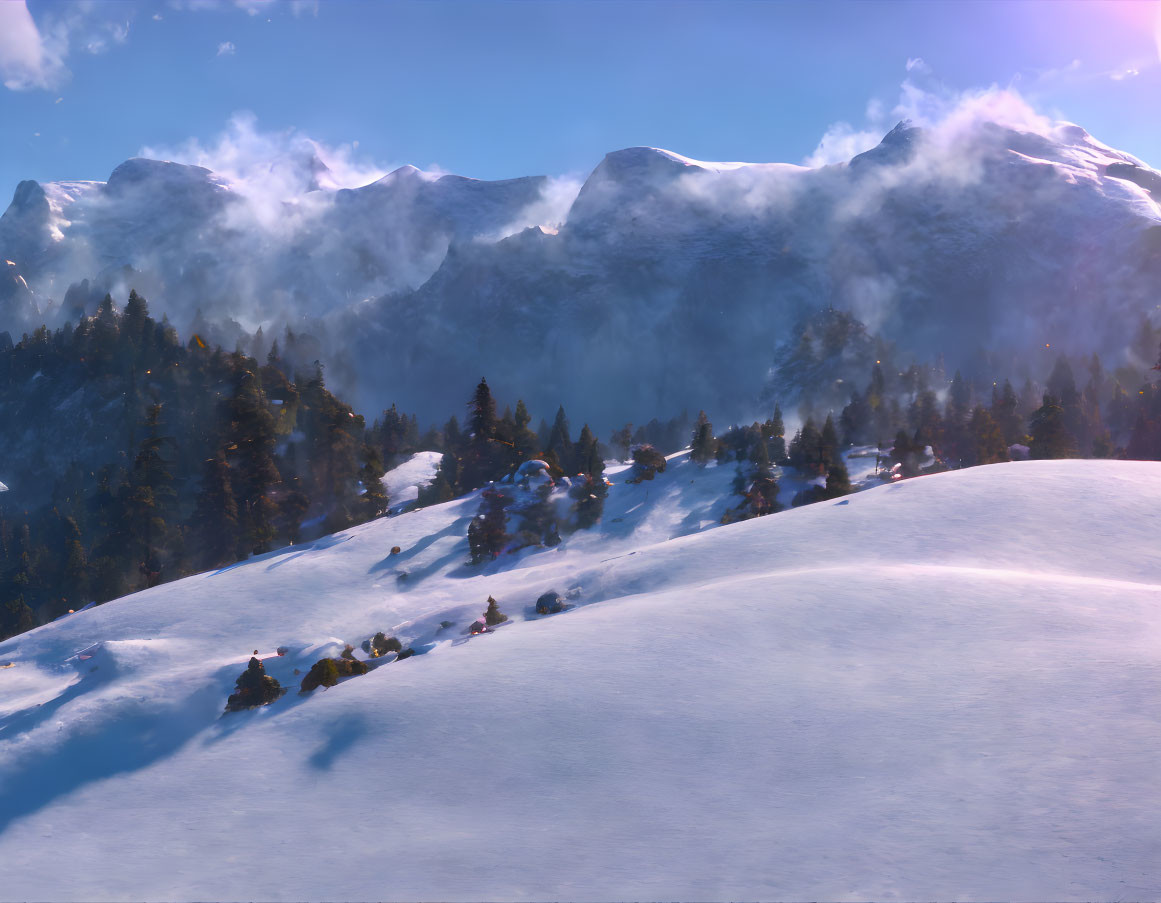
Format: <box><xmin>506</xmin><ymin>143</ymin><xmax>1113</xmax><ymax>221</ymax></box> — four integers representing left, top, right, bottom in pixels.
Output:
<box><xmin>217</xmin><ymin>41</ymin><xmax>237</xmax><ymax>56</ymax></box>
<box><xmin>0</xmin><ymin>0</ymin><xmax>131</xmax><ymax>92</ymax></box>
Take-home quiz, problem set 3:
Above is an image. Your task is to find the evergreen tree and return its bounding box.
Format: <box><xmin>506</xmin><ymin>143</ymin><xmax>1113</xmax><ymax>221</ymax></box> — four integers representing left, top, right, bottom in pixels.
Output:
<box><xmin>575</xmin><ymin>424</ymin><xmax>604</xmax><ymax>477</ymax></box>
<box><xmin>124</xmin><ymin>404</ymin><xmax>176</xmax><ymax>587</ymax></box>
<box><xmin>610</xmin><ymin>424</ymin><xmax>633</xmax><ymax>461</ymax></box>
<box><xmin>571</xmin><ymin>474</ymin><xmax>608</xmax><ymax>529</ymax></box>
<box><xmin>468</xmin><ymin>487</ymin><xmax>510</xmax><ymax>563</ymax></box>
<box><xmin>822</xmin><ymin>460</ymin><xmax>852</xmax><ymax>499</ymax></box>
<box><xmin>690</xmin><ymin>411</ymin><xmax>716</xmax><ymax>465</ymax></box>
<box><xmin>191</xmin><ymin>448</ymin><xmax>239</xmax><ymax>570</ymax></box>
<box><xmin>226</xmin><ymin>370</ymin><xmax>281</xmax><ymax>555</ymax></box>
<box><xmin>484</xmin><ymin>596</ymin><xmax>508</xmax><ymax>626</ymax></box>
<box><xmin>766</xmin><ymin>404</ymin><xmax>787</xmax><ymax>462</ymax></box>
<box><xmin>965</xmin><ymin>406</ymin><xmax>1009</xmax><ymax>467</ymax></box>
<box><xmin>991</xmin><ymin>379</ymin><xmax>1025</xmax><ymax>445</ymax></box>
<box><xmin>547</xmin><ymin>406</ymin><xmax>573</xmax><ymax>473</ymax></box>
<box><xmin>358</xmin><ymin>444</ymin><xmax>389</xmax><ymax>520</ymax></box>
<box><xmin>1029</xmin><ymin>394</ymin><xmax>1078</xmax><ymax>459</ymax></box>
<box><xmin>512</xmin><ymin>399</ymin><xmax>538</xmax><ymax>461</ymax></box>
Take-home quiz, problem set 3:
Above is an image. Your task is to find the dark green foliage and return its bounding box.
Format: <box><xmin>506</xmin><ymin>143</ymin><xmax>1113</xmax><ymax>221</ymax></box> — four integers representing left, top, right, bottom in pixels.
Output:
<box><xmin>191</xmin><ymin>448</ymin><xmax>239</xmax><ymax>570</ymax></box>
<box><xmin>823</xmin><ymin>460</ymin><xmax>852</xmax><ymax>498</ymax></box>
<box><xmin>484</xmin><ymin>596</ymin><xmax>508</xmax><ymax>625</ymax></box>
<box><xmin>787</xmin><ymin>418</ymin><xmax>826</xmax><ymax>476</ymax></box>
<box><xmin>627</xmin><ymin>444</ymin><xmax>667</xmax><ymax>482</ymax></box>
<box><xmin>226</xmin><ymin>657</ymin><xmax>284</xmax><ymax>710</ymax></box>
<box><xmin>300</xmin><ymin>657</ymin><xmax>340</xmax><ymax>692</ymax></box>
<box><xmin>1029</xmin><ymin>394</ymin><xmax>1078</xmax><ymax>459</ymax></box>
<box><xmin>690</xmin><ymin>411</ymin><xmax>716</xmax><ymax>465</ymax></box>
<box><xmin>547</xmin><ymin>406</ymin><xmax>573</xmax><ymax>473</ymax></box>
<box><xmin>468</xmin><ymin>487</ymin><xmax>511</xmax><ymax>564</ymax></box>
<box><xmin>358</xmin><ymin>443</ymin><xmax>389</xmax><ymax>521</ymax></box>
<box><xmin>574</xmin><ymin>424</ymin><xmax>604</xmax><ymax>477</ymax></box>
<box><xmin>991</xmin><ymin>379</ymin><xmax>1025</xmax><ymax>445</ymax></box>
<box><xmin>570</xmin><ymin>474</ymin><xmax>608</xmax><ymax>529</ymax></box>
<box><xmin>966</xmin><ymin>406</ymin><xmax>1009</xmax><ymax>467</ymax></box>
<box><xmin>396</xmin><ymin>647</ymin><xmax>416</xmax><ymax>661</ymax></box>
<box><xmin>535</xmin><ymin>591</ymin><xmax>565</xmax><ymax>614</ymax></box>
<box><xmin>362</xmin><ymin>632</ymin><xmax>402</xmax><ymax>657</ymax></box>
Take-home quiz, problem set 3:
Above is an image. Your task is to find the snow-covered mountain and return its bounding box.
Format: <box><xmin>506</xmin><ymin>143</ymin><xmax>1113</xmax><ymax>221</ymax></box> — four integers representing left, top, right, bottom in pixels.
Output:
<box><xmin>0</xmin><ymin>156</ymin><xmax>549</xmax><ymax>329</ymax></box>
<box><xmin>2</xmin><ymin>119</ymin><xmax>1160</xmax><ymax>427</ymax></box>
<box><xmin>1</xmin><ymin>457</ymin><xmax>1158</xmax><ymax>900</ymax></box>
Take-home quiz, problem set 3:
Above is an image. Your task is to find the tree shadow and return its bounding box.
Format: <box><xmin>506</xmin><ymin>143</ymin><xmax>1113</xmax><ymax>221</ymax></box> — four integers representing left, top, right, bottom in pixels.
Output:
<box><xmin>307</xmin><ymin>713</ymin><xmax>369</xmax><ymax>771</ymax></box>
<box><xmin>0</xmin><ymin>675</ymin><xmax>226</xmax><ymax>838</ymax></box>
<box><xmin>367</xmin><ymin>517</ymin><xmax>471</xmax><ymax>575</ymax></box>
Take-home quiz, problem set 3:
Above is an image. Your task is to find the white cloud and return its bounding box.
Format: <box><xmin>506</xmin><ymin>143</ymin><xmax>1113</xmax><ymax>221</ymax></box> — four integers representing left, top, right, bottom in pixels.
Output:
<box><xmin>0</xmin><ymin>1</ymin><xmax>133</xmax><ymax>92</ymax></box>
<box><xmin>804</xmin><ymin>122</ymin><xmax>882</xmax><ymax>168</ymax></box>
<box><xmin>0</xmin><ymin>1</ymin><xmax>66</xmax><ymax>91</ymax></box>
<box><xmin>217</xmin><ymin>41</ymin><xmax>236</xmax><ymax>56</ymax></box>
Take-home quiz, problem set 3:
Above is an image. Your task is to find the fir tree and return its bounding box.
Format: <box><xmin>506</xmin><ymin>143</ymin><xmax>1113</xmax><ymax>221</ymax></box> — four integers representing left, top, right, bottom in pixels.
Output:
<box><xmin>1029</xmin><ymin>394</ymin><xmax>1078</xmax><ymax>459</ymax></box>
<box><xmin>484</xmin><ymin>596</ymin><xmax>508</xmax><ymax>626</ymax></box>
<box><xmin>575</xmin><ymin>424</ymin><xmax>604</xmax><ymax>477</ymax></box>
<box><xmin>358</xmin><ymin>444</ymin><xmax>389</xmax><ymax>521</ymax></box>
<box><xmin>547</xmin><ymin>406</ymin><xmax>573</xmax><ymax>473</ymax></box>
<box><xmin>966</xmin><ymin>406</ymin><xmax>1009</xmax><ymax>467</ymax></box>
<box><xmin>690</xmin><ymin>411</ymin><xmax>716</xmax><ymax>465</ymax></box>
<box><xmin>191</xmin><ymin>448</ymin><xmax>239</xmax><ymax>570</ymax></box>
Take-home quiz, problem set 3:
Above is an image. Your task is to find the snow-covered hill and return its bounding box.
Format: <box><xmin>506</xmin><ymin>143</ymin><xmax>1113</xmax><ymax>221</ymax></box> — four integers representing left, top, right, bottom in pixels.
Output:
<box><xmin>1</xmin><ymin>458</ymin><xmax>1158</xmax><ymax>901</ymax></box>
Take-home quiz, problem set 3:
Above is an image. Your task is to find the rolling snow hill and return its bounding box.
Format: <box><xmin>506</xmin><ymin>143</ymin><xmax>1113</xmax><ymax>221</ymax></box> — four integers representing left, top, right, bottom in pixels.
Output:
<box><xmin>0</xmin><ymin>458</ymin><xmax>1158</xmax><ymax>900</ymax></box>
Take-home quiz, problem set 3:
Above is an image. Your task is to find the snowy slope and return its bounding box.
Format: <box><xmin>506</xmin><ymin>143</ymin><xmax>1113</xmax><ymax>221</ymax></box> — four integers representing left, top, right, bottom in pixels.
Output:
<box><xmin>0</xmin><ymin>458</ymin><xmax>1159</xmax><ymax>901</ymax></box>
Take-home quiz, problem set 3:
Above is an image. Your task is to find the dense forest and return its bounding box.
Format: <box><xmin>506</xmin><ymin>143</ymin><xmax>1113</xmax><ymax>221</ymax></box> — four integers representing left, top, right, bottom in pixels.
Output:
<box><xmin>2</xmin><ymin>294</ymin><xmax>1161</xmax><ymax>642</ymax></box>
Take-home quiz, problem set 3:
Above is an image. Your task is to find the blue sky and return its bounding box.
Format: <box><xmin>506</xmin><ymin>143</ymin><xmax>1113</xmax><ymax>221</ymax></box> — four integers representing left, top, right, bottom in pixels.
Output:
<box><xmin>0</xmin><ymin>0</ymin><xmax>1159</xmax><ymax>198</ymax></box>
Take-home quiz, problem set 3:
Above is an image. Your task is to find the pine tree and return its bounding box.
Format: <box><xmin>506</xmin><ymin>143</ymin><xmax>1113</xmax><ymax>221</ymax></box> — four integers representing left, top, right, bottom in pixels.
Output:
<box><xmin>125</xmin><ymin>404</ymin><xmax>176</xmax><ymax>588</ymax></box>
<box><xmin>192</xmin><ymin>448</ymin><xmax>239</xmax><ymax>569</ymax></box>
<box><xmin>766</xmin><ymin>404</ymin><xmax>787</xmax><ymax>462</ymax></box>
<box><xmin>575</xmin><ymin>424</ymin><xmax>604</xmax><ymax>477</ymax></box>
<box><xmin>1029</xmin><ymin>394</ymin><xmax>1078</xmax><ymax>459</ymax></box>
<box><xmin>484</xmin><ymin>596</ymin><xmax>508</xmax><ymax>626</ymax></box>
<box><xmin>571</xmin><ymin>474</ymin><xmax>608</xmax><ymax>529</ymax></box>
<box><xmin>547</xmin><ymin>406</ymin><xmax>573</xmax><ymax>472</ymax></box>
<box><xmin>469</xmin><ymin>487</ymin><xmax>510</xmax><ymax>563</ymax></box>
<box><xmin>226</xmin><ymin>370</ymin><xmax>281</xmax><ymax>555</ymax></box>
<box><xmin>690</xmin><ymin>411</ymin><xmax>716</xmax><ymax>465</ymax></box>
<box><xmin>512</xmin><ymin>399</ymin><xmax>538</xmax><ymax>461</ymax></box>
<box><xmin>966</xmin><ymin>406</ymin><xmax>1009</xmax><ymax>466</ymax></box>
<box><xmin>358</xmin><ymin>443</ymin><xmax>389</xmax><ymax>520</ymax></box>
<box><xmin>823</xmin><ymin>460</ymin><xmax>852</xmax><ymax>498</ymax></box>
<box><xmin>991</xmin><ymin>379</ymin><xmax>1024</xmax><ymax>445</ymax></box>
<box><xmin>610</xmin><ymin>424</ymin><xmax>633</xmax><ymax>462</ymax></box>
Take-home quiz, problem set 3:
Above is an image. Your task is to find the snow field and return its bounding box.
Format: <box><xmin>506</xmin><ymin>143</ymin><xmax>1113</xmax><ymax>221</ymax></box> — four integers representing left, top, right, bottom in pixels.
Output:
<box><xmin>0</xmin><ymin>458</ymin><xmax>1158</xmax><ymax>900</ymax></box>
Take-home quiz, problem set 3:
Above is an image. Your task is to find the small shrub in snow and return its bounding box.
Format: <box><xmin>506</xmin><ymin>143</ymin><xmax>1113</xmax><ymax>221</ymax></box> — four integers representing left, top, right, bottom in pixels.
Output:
<box><xmin>535</xmin><ymin>591</ymin><xmax>566</xmax><ymax>615</ymax></box>
<box><xmin>469</xmin><ymin>620</ymin><xmax>489</xmax><ymax>635</ymax></box>
<box><xmin>226</xmin><ymin>657</ymin><xmax>284</xmax><ymax>711</ymax></box>
<box><xmin>300</xmin><ymin>657</ymin><xmax>368</xmax><ymax>693</ymax></box>
<box><xmin>396</xmin><ymin>648</ymin><xmax>416</xmax><ymax>661</ymax></box>
<box><xmin>484</xmin><ymin>596</ymin><xmax>508</xmax><ymax>625</ymax></box>
<box><xmin>301</xmin><ymin>658</ymin><xmax>340</xmax><ymax>692</ymax></box>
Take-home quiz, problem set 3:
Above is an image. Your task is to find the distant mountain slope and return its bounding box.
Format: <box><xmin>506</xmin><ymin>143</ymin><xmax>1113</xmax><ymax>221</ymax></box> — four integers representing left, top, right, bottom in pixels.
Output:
<box><xmin>2</xmin><ymin>119</ymin><xmax>1160</xmax><ymax>428</ymax></box>
<box><xmin>353</xmin><ymin>121</ymin><xmax>1161</xmax><ymax>426</ymax></box>
<box><xmin>0</xmin><ymin>459</ymin><xmax>1158</xmax><ymax>900</ymax></box>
